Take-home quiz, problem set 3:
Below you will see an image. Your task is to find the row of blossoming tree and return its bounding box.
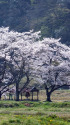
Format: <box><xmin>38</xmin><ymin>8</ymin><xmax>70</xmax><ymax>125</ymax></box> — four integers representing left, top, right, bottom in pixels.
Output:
<box><xmin>0</xmin><ymin>27</ymin><xmax>70</xmax><ymax>101</ymax></box>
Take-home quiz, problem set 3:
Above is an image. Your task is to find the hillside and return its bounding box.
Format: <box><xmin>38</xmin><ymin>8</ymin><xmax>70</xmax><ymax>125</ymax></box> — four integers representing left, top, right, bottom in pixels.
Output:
<box><xmin>0</xmin><ymin>0</ymin><xmax>70</xmax><ymax>45</ymax></box>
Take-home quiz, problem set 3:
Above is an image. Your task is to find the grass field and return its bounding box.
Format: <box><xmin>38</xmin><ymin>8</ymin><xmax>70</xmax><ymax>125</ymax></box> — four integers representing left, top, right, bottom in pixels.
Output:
<box><xmin>0</xmin><ymin>90</ymin><xmax>70</xmax><ymax>125</ymax></box>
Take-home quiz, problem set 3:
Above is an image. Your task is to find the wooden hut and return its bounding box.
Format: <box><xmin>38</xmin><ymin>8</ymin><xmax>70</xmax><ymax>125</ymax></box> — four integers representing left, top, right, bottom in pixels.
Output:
<box><xmin>20</xmin><ymin>87</ymin><xmax>39</xmax><ymax>101</ymax></box>
<box><xmin>31</xmin><ymin>87</ymin><xmax>39</xmax><ymax>101</ymax></box>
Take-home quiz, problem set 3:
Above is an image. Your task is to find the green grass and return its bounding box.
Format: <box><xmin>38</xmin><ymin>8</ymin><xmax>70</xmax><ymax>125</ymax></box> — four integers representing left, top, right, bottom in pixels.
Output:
<box><xmin>0</xmin><ymin>101</ymin><xmax>70</xmax><ymax>125</ymax></box>
<box><xmin>1</xmin><ymin>114</ymin><xmax>70</xmax><ymax>125</ymax></box>
<box><xmin>0</xmin><ymin>90</ymin><xmax>70</xmax><ymax>125</ymax></box>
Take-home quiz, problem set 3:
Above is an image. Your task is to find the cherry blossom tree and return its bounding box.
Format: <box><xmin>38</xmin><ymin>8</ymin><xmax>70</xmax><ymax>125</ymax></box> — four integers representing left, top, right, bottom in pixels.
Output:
<box><xmin>0</xmin><ymin>27</ymin><xmax>40</xmax><ymax>101</ymax></box>
<box><xmin>30</xmin><ymin>38</ymin><xmax>70</xmax><ymax>101</ymax></box>
<box><xmin>0</xmin><ymin>27</ymin><xmax>70</xmax><ymax>102</ymax></box>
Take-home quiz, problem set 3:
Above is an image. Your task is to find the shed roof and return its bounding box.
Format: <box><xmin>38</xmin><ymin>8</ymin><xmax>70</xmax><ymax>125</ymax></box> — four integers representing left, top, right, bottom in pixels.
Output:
<box><xmin>30</xmin><ymin>87</ymin><xmax>39</xmax><ymax>92</ymax></box>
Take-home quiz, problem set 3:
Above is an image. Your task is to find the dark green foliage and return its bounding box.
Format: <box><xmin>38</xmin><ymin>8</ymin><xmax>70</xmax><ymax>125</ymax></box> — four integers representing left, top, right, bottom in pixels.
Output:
<box><xmin>0</xmin><ymin>0</ymin><xmax>70</xmax><ymax>45</ymax></box>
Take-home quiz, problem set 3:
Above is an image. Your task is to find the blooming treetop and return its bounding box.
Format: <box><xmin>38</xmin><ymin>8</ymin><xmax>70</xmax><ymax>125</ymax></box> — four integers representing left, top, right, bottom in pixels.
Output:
<box><xmin>0</xmin><ymin>27</ymin><xmax>70</xmax><ymax>87</ymax></box>
<box><xmin>30</xmin><ymin>38</ymin><xmax>70</xmax><ymax>86</ymax></box>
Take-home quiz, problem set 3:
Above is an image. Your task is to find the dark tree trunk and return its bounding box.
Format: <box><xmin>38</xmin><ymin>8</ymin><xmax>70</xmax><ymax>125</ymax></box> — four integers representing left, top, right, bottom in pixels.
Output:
<box><xmin>16</xmin><ymin>82</ymin><xmax>19</xmax><ymax>101</ymax></box>
<box><xmin>47</xmin><ymin>92</ymin><xmax>51</xmax><ymax>102</ymax></box>
<box><xmin>16</xmin><ymin>91</ymin><xmax>19</xmax><ymax>101</ymax></box>
<box><xmin>32</xmin><ymin>92</ymin><xmax>33</xmax><ymax>101</ymax></box>
<box><xmin>45</xmin><ymin>88</ymin><xmax>51</xmax><ymax>102</ymax></box>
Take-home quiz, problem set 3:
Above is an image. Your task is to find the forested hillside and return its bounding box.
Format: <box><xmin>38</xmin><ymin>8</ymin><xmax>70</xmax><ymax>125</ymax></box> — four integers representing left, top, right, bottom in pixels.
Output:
<box><xmin>0</xmin><ymin>0</ymin><xmax>70</xmax><ymax>45</ymax></box>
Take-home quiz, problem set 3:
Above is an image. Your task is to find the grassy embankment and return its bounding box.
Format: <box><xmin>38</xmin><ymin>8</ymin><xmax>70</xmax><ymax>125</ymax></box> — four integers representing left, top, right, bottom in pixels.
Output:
<box><xmin>0</xmin><ymin>90</ymin><xmax>70</xmax><ymax>125</ymax></box>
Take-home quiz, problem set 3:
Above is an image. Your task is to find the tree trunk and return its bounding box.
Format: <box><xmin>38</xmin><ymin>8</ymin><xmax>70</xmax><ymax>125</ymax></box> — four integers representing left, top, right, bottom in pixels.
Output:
<box><xmin>16</xmin><ymin>82</ymin><xmax>19</xmax><ymax>101</ymax></box>
<box><xmin>45</xmin><ymin>89</ymin><xmax>51</xmax><ymax>102</ymax></box>
<box><xmin>16</xmin><ymin>91</ymin><xmax>19</xmax><ymax>101</ymax></box>
<box><xmin>47</xmin><ymin>92</ymin><xmax>51</xmax><ymax>102</ymax></box>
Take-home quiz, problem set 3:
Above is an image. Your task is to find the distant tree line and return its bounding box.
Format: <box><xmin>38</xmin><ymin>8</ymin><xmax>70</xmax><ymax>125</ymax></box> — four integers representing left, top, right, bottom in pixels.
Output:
<box><xmin>0</xmin><ymin>0</ymin><xmax>70</xmax><ymax>45</ymax></box>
